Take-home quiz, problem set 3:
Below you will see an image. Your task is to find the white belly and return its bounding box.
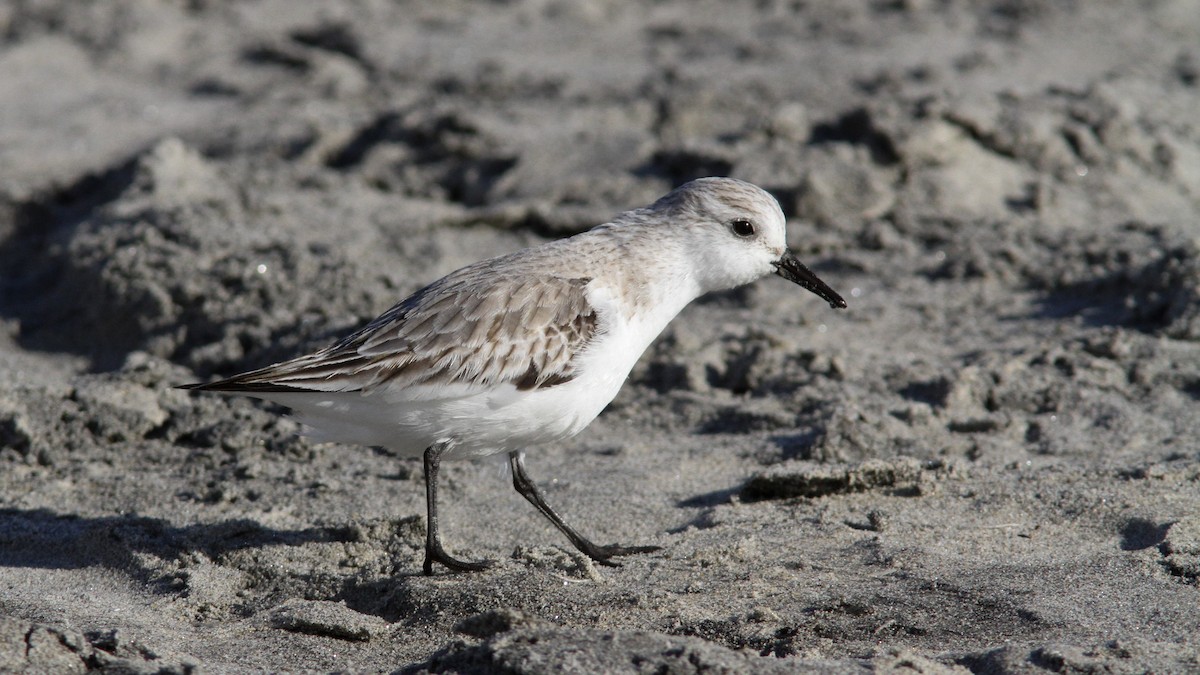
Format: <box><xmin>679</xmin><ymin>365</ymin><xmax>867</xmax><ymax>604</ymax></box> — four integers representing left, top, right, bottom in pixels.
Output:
<box><xmin>260</xmin><ymin>350</ymin><xmax>628</xmax><ymax>460</ymax></box>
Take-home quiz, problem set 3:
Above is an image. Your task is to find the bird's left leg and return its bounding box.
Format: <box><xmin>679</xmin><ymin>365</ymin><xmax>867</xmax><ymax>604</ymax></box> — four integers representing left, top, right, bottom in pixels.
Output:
<box><xmin>422</xmin><ymin>442</ymin><xmax>494</xmax><ymax>575</ymax></box>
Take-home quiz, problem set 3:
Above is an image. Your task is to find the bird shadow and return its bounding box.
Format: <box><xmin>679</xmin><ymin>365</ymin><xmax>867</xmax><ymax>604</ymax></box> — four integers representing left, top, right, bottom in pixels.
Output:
<box><xmin>0</xmin><ymin>507</ymin><xmax>350</xmax><ymax>586</ymax></box>
<box><xmin>665</xmin><ymin>487</ymin><xmax>742</xmax><ymax>534</ymax></box>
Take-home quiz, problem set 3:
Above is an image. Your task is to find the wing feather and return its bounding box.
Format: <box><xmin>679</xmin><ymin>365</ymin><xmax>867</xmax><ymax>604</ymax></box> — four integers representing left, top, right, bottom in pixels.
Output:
<box><xmin>182</xmin><ymin>272</ymin><xmax>599</xmax><ymax>396</ymax></box>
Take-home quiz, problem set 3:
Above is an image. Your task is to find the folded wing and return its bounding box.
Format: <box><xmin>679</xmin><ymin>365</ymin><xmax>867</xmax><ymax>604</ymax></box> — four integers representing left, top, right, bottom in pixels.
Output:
<box><xmin>182</xmin><ymin>273</ymin><xmax>598</xmax><ymax>396</ymax></box>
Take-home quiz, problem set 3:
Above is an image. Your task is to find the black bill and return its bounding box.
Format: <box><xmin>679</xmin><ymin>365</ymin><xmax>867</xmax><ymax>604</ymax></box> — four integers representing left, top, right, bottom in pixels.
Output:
<box><xmin>772</xmin><ymin>251</ymin><xmax>847</xmax><ymax>309</ymax></box>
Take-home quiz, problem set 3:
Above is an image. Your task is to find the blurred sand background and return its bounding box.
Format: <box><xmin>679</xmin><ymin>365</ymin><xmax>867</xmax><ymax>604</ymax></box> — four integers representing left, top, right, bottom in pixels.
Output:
<box><xmin>1</xmin><ymin>1</ymin><xmax>1199</xmax><ymax>672</ymax></box>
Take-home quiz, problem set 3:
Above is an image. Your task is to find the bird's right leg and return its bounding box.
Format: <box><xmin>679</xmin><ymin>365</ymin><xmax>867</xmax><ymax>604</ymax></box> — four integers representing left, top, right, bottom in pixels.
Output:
<box><xmin>508</xmin><ymin>450</ymin><xmax>660</xmax><ymax>565</ymax></box>
<box><xmin>422</xmin><ymin>442</ymin><xmax>493</xmax><ymax>575</ymax></box>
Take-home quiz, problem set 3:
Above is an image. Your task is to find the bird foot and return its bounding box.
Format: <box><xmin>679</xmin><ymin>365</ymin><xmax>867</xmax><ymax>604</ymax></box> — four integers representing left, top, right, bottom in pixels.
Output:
<box><xmin>578</xmin><ymin>542</ymin><xmax>661</xmax><ymax>567</ymax></box>
<box><xmin>423</xmin><ymin>547</ymin><xmax>495</xmax><ymax>575</ymax></box>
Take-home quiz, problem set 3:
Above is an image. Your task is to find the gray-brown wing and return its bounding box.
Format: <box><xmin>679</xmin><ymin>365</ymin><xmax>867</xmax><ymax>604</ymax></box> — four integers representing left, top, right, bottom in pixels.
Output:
<box><xmin>184</xmin><ymin>273</ymin><xmax>597</xmax><ymax>395</ymax></box>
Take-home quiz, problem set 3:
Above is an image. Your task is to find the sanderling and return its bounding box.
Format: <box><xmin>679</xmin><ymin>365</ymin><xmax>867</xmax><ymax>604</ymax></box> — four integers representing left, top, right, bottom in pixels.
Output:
<box><xmin>182</xmin><ymin>177</ymin><xmax>846</xmax><ymax>575</ymax></box>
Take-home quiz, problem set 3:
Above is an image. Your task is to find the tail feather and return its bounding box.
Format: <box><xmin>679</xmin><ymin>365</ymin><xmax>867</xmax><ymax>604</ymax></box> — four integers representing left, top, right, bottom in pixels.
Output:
<box><xmin>177</xmin><ymin>369</ymin><xmax>314</xmax><ymax>393</ymax></box>
<box><xmin>177</xmin><ymin>380</ymin><xmax>310</xmax><ymax>393</ymax></box>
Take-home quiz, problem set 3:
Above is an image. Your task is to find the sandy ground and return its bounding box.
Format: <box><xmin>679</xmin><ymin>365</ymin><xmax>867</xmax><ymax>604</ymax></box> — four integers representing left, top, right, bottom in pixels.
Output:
<box><xmin>2</xmin><ymin>1</ymin><xmax>1199</xmax><ymax>672</ymax></box>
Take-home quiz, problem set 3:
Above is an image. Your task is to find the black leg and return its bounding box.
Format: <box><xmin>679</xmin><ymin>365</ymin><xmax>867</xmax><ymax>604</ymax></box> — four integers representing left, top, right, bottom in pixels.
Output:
<box><xmin>422</xmin><ymin>443</ymin><xmax>493</xmax><ymax>575</ymax></box>
<box><xmin>508</xmin><ymin>450</ymin><xmax>660</xmax><ymax>566</ymax></box>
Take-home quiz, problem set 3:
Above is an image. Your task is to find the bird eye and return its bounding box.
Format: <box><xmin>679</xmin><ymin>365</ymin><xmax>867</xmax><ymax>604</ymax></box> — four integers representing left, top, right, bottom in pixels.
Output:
<box><xmin>730</xmin><ymin>219</ymin><xmax>755</xmax><ymax>237</ymax></box>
